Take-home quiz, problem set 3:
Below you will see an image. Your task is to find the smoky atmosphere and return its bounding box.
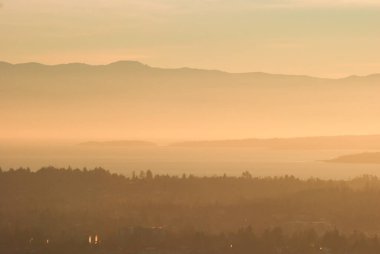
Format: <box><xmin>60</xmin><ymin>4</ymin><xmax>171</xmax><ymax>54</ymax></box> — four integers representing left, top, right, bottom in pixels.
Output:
<box><xmin>2</xmin><ymin>1</ymin><xmax>380</xmax><ymax>254</ymax></box>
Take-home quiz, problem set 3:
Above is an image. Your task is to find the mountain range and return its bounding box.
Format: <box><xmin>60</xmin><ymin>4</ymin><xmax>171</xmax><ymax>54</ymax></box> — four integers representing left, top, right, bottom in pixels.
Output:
<box><xmin>80</xmin><ymin>135</ymin><xmax>380</xmax><ymax>150</ymax></box>
<box><xmin>2</xmin><ymin>61</ymin><xmax>380</xmax><ymax>140</ymax></box>
<box><xmin>170</xmin><ymin>135</ymin><xmax>380</xmax><ymax>150</ymax></box>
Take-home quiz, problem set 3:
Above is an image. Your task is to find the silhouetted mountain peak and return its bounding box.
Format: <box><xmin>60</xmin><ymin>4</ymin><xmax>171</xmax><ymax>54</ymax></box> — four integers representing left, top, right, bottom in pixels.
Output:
<box><xmin>107</xmin><ymin>60</ymin><xmax>150</xmax><ymax>69</ymax></box>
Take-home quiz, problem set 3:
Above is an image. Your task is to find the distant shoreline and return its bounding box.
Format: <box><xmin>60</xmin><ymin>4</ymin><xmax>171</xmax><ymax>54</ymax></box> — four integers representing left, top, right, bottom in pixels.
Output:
<box><xmin>326</xmin><ymin>152</ymin><xmax>380</xmax><ymax>165</ymax></box>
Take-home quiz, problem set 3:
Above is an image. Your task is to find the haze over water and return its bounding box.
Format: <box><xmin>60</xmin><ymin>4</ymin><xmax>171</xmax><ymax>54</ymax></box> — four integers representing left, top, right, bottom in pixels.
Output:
<box><xmin>1</xmin><ymin>141</ymin><xmax>380</xmax><ymax>179</ymax></box>
<box><xmin>4</xmin><ymin>1</ymin><xmax>380</xmax><ymax>253</ymax></box>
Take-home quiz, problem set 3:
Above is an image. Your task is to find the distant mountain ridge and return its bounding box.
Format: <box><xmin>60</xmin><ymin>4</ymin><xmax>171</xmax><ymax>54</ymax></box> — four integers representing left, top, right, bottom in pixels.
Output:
<box><xmin>80</xmin><ymin>135</ymin><xmax>380</xmax><ymax>150</ymax></box>
<box><xmin>79</xmin><ymin>140</ymin><xmax>157</xmax><ymax>147</ymax></box>
<box><xmin>2</xmin><ymin>60</ymin><xmax>380</xmax><ymax>140</ymax></box>
<box><xmin>171</xmin><ymin>135</ymin><xmax>380</xmax><ymax>150</ymax></box>
<box><xmin>0</xmin><ymin>60</ymin><xmax>379</xmax><ymax>79</ymax></box>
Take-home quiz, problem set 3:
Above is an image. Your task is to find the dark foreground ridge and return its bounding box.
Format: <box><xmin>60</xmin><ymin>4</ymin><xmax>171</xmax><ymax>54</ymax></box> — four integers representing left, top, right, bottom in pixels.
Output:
<box><xmin>2</xmin><ymin>167</ymin><xmax>380</xmax><ymax>253</ymax></box>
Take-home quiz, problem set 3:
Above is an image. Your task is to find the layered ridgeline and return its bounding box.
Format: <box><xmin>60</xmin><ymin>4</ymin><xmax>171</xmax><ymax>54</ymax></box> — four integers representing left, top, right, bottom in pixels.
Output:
<box><xmin>80</xmin><ymin>135</ymin><xmax>380</xmax><ymax>150</ymax></box>
<box><xmin>327</xmin><ymin>152</ymin><xmax>380</xmax><ymax>164</ymax></box>
<box><xmin>171</xmin><ymin>135</ymin><xmax>380</xmax><ymax>149</ymax></box>
<box><xmin>79</xmin><ymin>140</ymin><xmax>157</xmax><ymax>148</ymax></box>
<box><xmin>2</xmin><ymin>61</ymin><xmax>380</xmax><ymax>139</ymax></box>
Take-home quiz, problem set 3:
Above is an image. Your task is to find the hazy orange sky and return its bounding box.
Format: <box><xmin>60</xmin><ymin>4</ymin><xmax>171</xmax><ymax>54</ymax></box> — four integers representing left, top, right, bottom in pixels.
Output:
<box><xmin>1</xmin><ymin>0</ymin><xmax>380</xmax><ymax>78</ymax></box>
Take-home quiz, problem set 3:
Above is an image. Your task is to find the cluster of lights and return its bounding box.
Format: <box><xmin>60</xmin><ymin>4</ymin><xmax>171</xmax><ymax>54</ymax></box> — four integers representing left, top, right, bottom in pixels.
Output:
<box><xmin>88</xmin><ymin>235</ymin><xmax>100</xmax><ymax>245</ymax></box>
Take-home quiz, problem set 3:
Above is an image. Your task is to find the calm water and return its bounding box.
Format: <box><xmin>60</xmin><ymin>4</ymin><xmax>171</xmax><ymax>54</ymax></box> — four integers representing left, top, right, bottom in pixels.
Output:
<box><xmin>1</xmin><ymin>143</ymin><xmax>380</xmax><ymax>179</ymax></box>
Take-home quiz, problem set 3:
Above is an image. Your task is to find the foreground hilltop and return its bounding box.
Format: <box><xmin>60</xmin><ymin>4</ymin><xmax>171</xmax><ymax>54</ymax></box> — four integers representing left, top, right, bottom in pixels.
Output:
<box><xmin>2</xmin><ymin>167</ymin><xmax>380</xmax><ymax>253</ymax></box>
<box><xmin>1</xmin><ymin>167</ymin><xmax>380</xmax><ymax>233</ymax></box>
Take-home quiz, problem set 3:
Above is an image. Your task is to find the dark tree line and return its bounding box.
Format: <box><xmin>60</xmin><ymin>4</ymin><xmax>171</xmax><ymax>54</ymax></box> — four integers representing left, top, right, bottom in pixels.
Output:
<box><xmin>1</xmin><ymin>167</ymin><xmax>380</xmax><ymax>253</ymax></box>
